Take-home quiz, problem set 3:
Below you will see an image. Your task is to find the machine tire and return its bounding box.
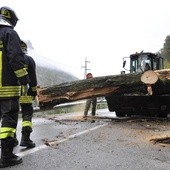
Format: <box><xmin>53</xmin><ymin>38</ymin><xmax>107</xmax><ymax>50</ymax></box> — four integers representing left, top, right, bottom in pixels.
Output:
<box><xmin>115</xmin><ymin>111</ymin><xmax>126</xmax><ymax>117</ymax></box>
<box><xmin>158</xmin><ymin>105</ymin><xmax>168</xmax><ymax>118</ymax></box>
<box><xmin>157</xmin><ymin>112</ymin><xmax>168</xmax><ymax>118</ymax></box>
<box><xmin>126</xmin><ymin>113</ymin><xmax>132</xmax><ymax>117</ymax></box>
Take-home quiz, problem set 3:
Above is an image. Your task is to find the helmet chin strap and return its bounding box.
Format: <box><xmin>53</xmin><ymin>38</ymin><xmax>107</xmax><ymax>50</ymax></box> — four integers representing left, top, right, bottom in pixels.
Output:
<box><xmin>0</xmin><ymin>17</ymin><xmax>13</xmax><ymax>27</ymax></box>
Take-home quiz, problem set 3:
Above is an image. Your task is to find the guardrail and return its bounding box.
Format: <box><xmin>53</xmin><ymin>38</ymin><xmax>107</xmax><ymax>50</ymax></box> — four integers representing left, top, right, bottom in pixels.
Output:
<box><xmin>32</xmin><ymin>98</ymin><xmax>108</xmax><ymax>114</ymax></box>
<box><xmin>54</xmin><ymin>98</ymin><xmax>107</xmax><ymax>113</ymax></box>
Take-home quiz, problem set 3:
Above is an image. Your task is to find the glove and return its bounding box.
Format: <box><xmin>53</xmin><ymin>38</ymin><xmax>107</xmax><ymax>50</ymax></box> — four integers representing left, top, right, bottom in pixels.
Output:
<box><xmin>27</xmin><ymin>87</ymin><xmax>37</xmax><ymax>97</ymax></box>
<box><xmin>21</xmin><ymin>85</ymin><xmax>28</xmax><ymax>96</ymax></box>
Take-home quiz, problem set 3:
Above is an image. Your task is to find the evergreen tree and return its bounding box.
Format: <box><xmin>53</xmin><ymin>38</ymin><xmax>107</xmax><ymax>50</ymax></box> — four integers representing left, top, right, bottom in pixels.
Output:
<box><xmin>160</xmin><ymin>35</ymin><xmax>170</xmax><ymax>68</ymax></box>
<box><xmin>162</xmin><ymin>35</ymin><xmax>170</xmax><ymax>61</ymax></box>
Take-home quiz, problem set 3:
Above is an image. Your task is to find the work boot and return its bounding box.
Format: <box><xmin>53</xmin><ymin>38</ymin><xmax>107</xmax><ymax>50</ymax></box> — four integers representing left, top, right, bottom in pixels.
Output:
<box><xmin>91</xmin><ymin>112</ymin><xmax>96</xmax><ymax>116</ymax></box>
<box><xmin>20</xmin><ymin>127</ymin><xmax>35</xmax><ymax>148</ymax></box>
<box><xmin>83</xmin><ymin>115</ymin><xmax>87</xmax><ymax>120</ymax></box>
<box><xmin>0</xmin><ymin>138</ymin><xmax>22</xmax><ymax>168</ymax></box>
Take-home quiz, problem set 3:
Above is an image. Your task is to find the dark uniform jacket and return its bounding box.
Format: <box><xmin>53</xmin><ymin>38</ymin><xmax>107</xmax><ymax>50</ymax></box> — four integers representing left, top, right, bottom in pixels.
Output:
<box><xmin>0</xmin><ymin>25</ymin><xmax>29</xmax><ymax>99</ymax></box>
<box><xmin>20</xmin><ymin>54</ymin><xmax>37</xmax><ymax>104</ymax></box>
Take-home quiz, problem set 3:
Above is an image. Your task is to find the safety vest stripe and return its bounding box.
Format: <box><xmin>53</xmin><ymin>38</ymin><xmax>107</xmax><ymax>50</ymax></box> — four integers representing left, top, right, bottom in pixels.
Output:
<box><xmin>0</xmin><ymin>92</ymin><xmax>21</xmax><ymax>97</ymax></box>
<box><xmin>0</xmin><ymin>51</ymin><xmax>22</xmax><ymax>98</ymax></box>
<box><xmin>21</xmin><ymin>85</ymin><xmax>27</xmax><ymax>95</ymax></box>
<box><xmin>0</xmin><ymin>86</ymin><xmax>21</xmax><ymax>97</ymax></box>
<box><xmin>19</xmin><ymin>96</ymin><xmax>33</xmax><ymax>103</ymax></box>
<box><xmin>0</xmin><ymin>127</ymin><xmax>16</xmax><ymax>139</ymax></box>
<box><xmin>14</xmin><ymin>68</ymin><xmax>28</xmax><ymax>78</ymax></box>
<box><xmin>0</xmin><ymin>51</ymin><xmax>2</xmax><ymax>87</ymax></box>
<box><xmin>22</xmin><ymin>121</ymin><xmax>32</xmax><ymax>128</ymax></box>
<box><xmin>0</xmin><ymin>86</ymin><xmax>21</xmax><ymax>90</ymax></box>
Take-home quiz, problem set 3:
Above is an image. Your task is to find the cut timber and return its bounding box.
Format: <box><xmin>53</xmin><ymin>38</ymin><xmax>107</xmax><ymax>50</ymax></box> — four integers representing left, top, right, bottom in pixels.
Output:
<box><xmin>152</xmin><ymin>69</ymin><xmax>170</xmax><ymax>95</ymax></box>
<box><xmin>141</xmin><ymin>70</ymin><xmax>158</xmax><ymax>84</ymax></box>
<box><xmin>141</xmin><ymin>70</ymin><xmax>158</xmax><ymax>95</ymax></box>
<box><xmin>154</xmin><ymin>69</ymin><xmax>170</xmax><ymax>79</ymax></box>
<box><xmin>38</xmin><ymin>69</ymin><xmax>170</xmax><ymax>109</ymax></box>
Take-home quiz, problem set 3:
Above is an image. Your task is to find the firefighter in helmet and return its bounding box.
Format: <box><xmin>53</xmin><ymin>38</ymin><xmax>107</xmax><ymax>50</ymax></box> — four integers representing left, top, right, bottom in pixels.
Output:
<box><xmin>19</xmin><ymin>40</ymin><xmax>37</xmax><ymax>148</ymax></box>
<box><xmin>83</xmin><ymin>73</ymin><xmax>97</xmax><ymax>119</ymax></box>
<box><xmin>0</xmin><ymin>6</ymin><xmax>30</xmax><ymax>168</ymax></box>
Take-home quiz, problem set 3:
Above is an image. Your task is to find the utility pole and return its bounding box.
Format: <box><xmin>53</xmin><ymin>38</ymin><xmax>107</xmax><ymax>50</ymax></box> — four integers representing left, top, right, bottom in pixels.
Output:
<box><xmin>81</xmin><ymin>57</ymin><xmax>90</xmax><ymax>79</ymax></box>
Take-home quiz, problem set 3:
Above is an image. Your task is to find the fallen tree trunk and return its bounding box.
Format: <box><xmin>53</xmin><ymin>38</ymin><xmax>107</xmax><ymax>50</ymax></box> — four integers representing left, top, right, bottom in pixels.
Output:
<box><xmin>38</xmin><ymin>69</ymin><xmax>170</xmax><ymax>109</ymax></box>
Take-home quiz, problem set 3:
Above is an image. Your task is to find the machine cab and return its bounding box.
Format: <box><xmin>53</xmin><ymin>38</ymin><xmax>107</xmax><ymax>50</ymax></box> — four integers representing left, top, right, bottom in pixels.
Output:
<box><xmin>123</xmin><ymin>52</ymin><xmax>164</xmax><ymax>73</ymax></box>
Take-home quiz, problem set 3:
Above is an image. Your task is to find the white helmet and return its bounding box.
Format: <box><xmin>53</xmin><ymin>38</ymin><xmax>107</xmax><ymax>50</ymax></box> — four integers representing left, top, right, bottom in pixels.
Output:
<box><xmin>0</xmin><ymin>6</ymin><xmax>18</xmax><ymax>27</ymax></box>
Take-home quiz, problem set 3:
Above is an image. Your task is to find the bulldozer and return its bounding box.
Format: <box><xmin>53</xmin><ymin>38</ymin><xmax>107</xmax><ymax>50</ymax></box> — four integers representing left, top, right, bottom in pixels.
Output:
<box><xmin>38</xmin><ymin>51</ymin><xmax>170</xmax><ymax>118</ymax></box>
<box><xmin>105</xmin><ymin>52</ymin><xmax>170</xmax><ymax>118</ymax></box>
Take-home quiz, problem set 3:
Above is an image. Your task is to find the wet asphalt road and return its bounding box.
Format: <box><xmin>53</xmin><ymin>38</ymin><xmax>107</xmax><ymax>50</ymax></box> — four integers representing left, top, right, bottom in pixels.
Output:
<box><xmin>2</xmin><ymin>109</ymin><xmax>170</xmax><ymax>170</ymax></box>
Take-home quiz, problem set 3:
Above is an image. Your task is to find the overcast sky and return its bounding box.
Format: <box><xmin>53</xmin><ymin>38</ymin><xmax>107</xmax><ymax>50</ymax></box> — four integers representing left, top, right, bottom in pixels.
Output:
<box><xmin>1</xmin><ymin>0</ymin><xmax>170</xmax><ymax>79</ymax></box>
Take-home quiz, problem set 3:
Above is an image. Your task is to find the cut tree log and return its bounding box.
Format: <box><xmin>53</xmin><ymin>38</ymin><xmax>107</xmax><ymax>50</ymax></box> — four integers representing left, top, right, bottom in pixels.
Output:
<box><xmin>141</xmin><ymin>70</ymin><xmax>159</xmax><ymax>95</ymax></box>
<box><xmin>141</xmin><ymin>70</ymin><xmax>158</xmax><ymax>85</ymax></box>
<box><xmin>38</xmin><ymin>69</ymin><xmax>170</xmax><ymax>109</ymax></box>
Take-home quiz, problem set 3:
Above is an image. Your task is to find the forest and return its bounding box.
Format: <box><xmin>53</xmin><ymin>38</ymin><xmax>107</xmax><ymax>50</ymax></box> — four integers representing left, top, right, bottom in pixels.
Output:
<box><xmin>159</xmin><ymin>35</ymin><xmax>170</xmax><ymax>68</ymax></box>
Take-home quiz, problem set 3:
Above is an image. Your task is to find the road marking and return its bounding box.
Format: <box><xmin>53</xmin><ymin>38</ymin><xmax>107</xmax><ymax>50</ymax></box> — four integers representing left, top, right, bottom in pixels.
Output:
<box><xmin>17</xmin><ymin>123</ymin><xmax>108</xmax><ymax>157</ymax></box>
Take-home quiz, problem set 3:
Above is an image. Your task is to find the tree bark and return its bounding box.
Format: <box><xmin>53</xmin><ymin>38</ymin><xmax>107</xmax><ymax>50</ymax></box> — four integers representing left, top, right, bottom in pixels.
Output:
<box><xmin>38</xmin><ymin>69</ymin><xmax>170</xmax><ymax>109</ymax></box>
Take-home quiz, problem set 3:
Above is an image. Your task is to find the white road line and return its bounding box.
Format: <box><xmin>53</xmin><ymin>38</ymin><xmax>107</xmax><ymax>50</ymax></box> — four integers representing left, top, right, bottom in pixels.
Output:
<box><xmin>17</xmin><ymin>123</ymin><xmax>108</xmax><ymax>157</ymax></box>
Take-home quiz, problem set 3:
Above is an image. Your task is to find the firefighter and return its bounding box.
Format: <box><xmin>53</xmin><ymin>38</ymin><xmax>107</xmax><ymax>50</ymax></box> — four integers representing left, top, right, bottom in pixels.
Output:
<box><xmin>83</xmin><ymin>73</ymin><xmax>97</xmax><ymax>119</ymax></box>
<box><xmin>19</xmin><ymin>40</ymin><xmax>37</xmax><ymax>148</ymax></box>
<box><xmin>0</xmin><ymin>6</ymin><xmax>30</xmax><ymax>168</ymax></box>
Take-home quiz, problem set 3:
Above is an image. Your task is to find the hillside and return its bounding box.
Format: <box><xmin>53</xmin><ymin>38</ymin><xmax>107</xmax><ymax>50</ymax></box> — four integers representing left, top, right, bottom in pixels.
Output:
<box><xmin>26</xmin><ymin>40</ymin><xmax>79</xmax><ymax>87</ymax></box>
<box><xmin>36</xmin><ymin>65</ymin><xmax>78</xmax><ymax>87</ymax></box>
